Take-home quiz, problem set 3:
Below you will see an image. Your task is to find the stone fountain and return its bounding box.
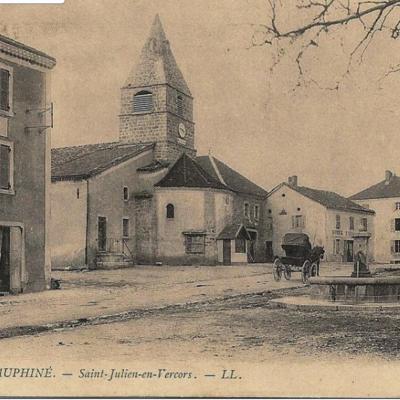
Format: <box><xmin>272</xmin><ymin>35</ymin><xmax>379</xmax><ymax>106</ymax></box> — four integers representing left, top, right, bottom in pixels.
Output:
<box><xmin>271</xmin><ymin>233</ymin><xmax>400</xmax><ymax>310</ymax></box>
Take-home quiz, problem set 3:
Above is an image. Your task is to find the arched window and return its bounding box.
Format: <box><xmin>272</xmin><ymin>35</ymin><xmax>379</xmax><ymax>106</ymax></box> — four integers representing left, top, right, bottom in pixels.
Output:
<box><xmin>133</xmin><ymin>90</ymin><xmax>153</xmax><ymax>113</ymax></box>
<box><xmin>166</xmin><ymin>203</ymin><xmax>175</xmax><ymax>219</ymax></box>
<box><xmin>177</xmin><ymin>94</ymin><xmax>183</xmax><ymax>116</ymax></box>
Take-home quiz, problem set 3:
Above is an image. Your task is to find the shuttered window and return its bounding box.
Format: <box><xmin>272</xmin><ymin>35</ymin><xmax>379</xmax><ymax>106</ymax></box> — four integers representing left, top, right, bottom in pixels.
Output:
<box><xmin>0</xmin><ymin>69</ymin><xmax>10</xmax><ymax>112</ymax></box>
<box><xmin>133</xmin><ymin>91</ymin><xmax>153</xmax><ymax>113</ymax></box>
<box><xmin>0</xmin><ymin>144</ymin><xmax>10</xmax><ymax>190</ymax></box>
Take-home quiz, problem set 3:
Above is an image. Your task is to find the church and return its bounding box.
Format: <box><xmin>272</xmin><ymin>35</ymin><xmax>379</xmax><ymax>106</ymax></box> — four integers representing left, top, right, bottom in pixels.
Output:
<box><xmin>50</xmin><ymin>15</ymin><xmax>271</xmax><ymax>269</ymax></box>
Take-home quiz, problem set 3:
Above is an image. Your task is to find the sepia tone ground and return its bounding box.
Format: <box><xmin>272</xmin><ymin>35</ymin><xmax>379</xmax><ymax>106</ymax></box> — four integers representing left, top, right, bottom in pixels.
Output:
<box><xmin>1</xmin><ymin>263</ymin><xmax>400</xmax><ymax>396</ymax></box>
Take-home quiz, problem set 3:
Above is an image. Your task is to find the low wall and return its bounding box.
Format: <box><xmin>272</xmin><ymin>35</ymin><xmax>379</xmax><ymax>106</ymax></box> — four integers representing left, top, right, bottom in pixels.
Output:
<box><xmin>309</xmin><ymin>276</ymin><xmax>400</xmax><ymax>303</ymax></box>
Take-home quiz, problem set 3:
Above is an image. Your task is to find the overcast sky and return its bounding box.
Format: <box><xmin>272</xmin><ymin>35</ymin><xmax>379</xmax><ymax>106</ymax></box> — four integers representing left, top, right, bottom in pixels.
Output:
<box><xmin>1</xmin><ymin>0</ymin><xmax>399</xmax><ymax>196</ymax></box>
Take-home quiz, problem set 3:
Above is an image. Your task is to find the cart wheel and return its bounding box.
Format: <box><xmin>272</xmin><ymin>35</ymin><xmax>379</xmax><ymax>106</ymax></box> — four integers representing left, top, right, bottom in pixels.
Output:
<box><xmin>273</xmin><ymin>258</ymin><xmax>282</xmax><ymax>282</ymax></box>
<box><xmin>301</xmin><ymin>260</ymin><xmax>311</xmax><ymax>284</ymax></box>
<box><xmin>310</xmin><ymin>263</ymin><xmax>318</xmax><ymax>278</ymax></box>
<box><xmin>283</xmin><ymin>266</ymin><xmax>292</xmax><ymax>280</ymax></box>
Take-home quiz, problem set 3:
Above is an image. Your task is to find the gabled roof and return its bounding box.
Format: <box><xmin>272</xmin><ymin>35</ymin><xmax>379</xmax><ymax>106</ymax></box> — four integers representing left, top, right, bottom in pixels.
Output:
<box><xmin>196</xmin><ymin>155</ymin><xmax>268</xmax><ymax>198</ymax></box>
<box><xmin>269</xmin><ymin>182</ymin><xmax>374</xmax><ymax>214</ymax></box>
<box><xmin>217</xmin><ymin>224</ymin><xmax>251</xmax><ymax>240</ymax></box>
<box><xmin>124</xmin><ymin>15</ymin><xmax>191</xmax><ymax>96</ymax></box>
<box><xmin>51</xmin><ymin>142</ymin><xmax>154</xmax><ymax>181</ymax></box>
<box><xmin>155</xmin><ymin>153</ymin><xmax>228</xmax><ymax>190</ymax></box>
<box><xmin>350</xmin><ymin>175</ymin><xmax>400</xmax><ymax>200</ymax></box>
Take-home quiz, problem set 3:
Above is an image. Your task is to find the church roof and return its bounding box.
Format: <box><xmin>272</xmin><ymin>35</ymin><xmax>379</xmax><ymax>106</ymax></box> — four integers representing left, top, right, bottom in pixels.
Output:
<box><xmin>350</xmin><ymin>175</ymin><xmax>400</xmax><ymax>200</ymax></box>
<box><xmin>155</xmin><ymin>153</ymin><xmax>228</xmax><ymax>190</ymax></box>
<box><xmin>51</xmin><ymin>142</ymin><xmax>154</xmax><ymax>181</ymax></box>
<box><xmin>196</xmin><ymin>155</ymin><xmax>268</xmax><ymax>198</ymax></box>
<box><xmin>124</xmin><ymin>15</ymin><xmax>192</xmax><ymax>96</ymax></box>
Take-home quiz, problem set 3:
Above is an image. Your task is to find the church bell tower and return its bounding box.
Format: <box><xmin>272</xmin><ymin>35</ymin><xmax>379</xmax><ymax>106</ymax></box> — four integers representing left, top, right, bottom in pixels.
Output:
<box><xmin>119</xmin><ymin>15</ymin><xmax>196</xmax><ymax>163</ymax></box>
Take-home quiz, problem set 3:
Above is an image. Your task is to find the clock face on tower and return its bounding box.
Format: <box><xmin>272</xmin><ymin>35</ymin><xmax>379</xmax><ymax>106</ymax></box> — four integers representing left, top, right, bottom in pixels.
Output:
<box><xmin>178</xmin><ymin>123</ymin><xmax>186</xmax><ymax>139</ymax></box>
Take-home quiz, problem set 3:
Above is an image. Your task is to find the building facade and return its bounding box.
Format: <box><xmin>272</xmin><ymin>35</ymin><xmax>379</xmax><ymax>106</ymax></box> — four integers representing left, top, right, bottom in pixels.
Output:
<box><xmin>0</xmin><ymin>34</ymin><xmax>56</xmax><ymax>292</ymax></box>
<box><xmin>351</xmin><ymin>170</ymin><xmax>400</xmax><ymax>263</ymax></box>
<box><xmin>50</xmin><ymin>15</ymin><xmax>270</xmax><ymax>269</ymax></box>
<box><xmin>268</xmin><ymin>176</ymin><xmax>375</xmax><ymax>262</ymax></box>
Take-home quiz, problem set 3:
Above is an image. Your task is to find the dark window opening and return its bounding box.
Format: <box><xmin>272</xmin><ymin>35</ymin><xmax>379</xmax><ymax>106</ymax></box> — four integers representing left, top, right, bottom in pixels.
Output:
<box><xmin>0</xmin><ymin>144</ymin><xmax>10</xmax><ymax>190</ymax></box>
<box><xmin>123</xmin><ymin>186</ymin><xmax>129</xmax><ymax>201</ymax></box>
<box><xmin>0</xmin><ymin>69</ymin><xmax>10</xmax><ymax>112</ymax></box>
<box><xmin>166</xmin><ymin>203</ymin><xmax>175</xmax><ymax>219</ymax></box>
<box><xmin>395</xmin><ymin>218</ymin><xmax>400</xmax><ymax>232</ymax></box>
<box><xmin>235</xmin><ymin>238</ymin><xmax>246</xmax><ymax>254</ymax></box>
<box><xmin>76</xmin><ymin>188</ymin><xmax>80</xmax><ymax>199</ymax></box>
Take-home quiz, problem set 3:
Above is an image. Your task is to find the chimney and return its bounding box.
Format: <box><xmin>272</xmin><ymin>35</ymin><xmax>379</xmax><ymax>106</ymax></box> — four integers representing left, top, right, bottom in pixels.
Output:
<box><xmin>385</xmin><ymin>170</ymin><xmax>393</xmax><ymax>185</ymax></box>
<box><xmin>288</xmin><ymin>175</ymin><xmax>298</xmax><ymax>187</ymax></box>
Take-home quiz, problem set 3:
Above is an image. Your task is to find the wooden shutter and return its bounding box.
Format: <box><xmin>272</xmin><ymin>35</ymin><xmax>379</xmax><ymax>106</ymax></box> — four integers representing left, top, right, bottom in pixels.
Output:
<box><xmin>0</xmin><ymin>69</ymin><xmax>10</xmax><ymax>112</ymax></box>
<box><xmin>301</xmin><ymin>215</ymin><xmax>306</xmax><ymax>228</ymax></box>
<box><xmin>391</xmin><ymin>240</ymin><xmax>395</xmax><ymax>254</ymax></box>
<box><xmin>0</xmin><ymin>144</ymin><xmax>10</xmax><ymax>190</ymax></box>
<box><xmin>291</xmin><ymin>216</ymin><xmax>295</xmax><ymax>228</ymax></box>
<box><xmin>391</xmin><ymin>219</ymin><xmax>396</xmax><ymax>232</ymax></box>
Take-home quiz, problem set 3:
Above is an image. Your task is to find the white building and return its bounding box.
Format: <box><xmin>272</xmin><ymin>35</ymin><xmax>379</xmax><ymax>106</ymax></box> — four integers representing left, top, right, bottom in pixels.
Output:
<box><xmin>350</xmin><ymin>170</ymin><xmax>400</xmax><ymax>264</ymax></box>
<box><xmin>268</xmin><ymin>176</ymin><xmax>375</xmax><ymax>262</ymax></box>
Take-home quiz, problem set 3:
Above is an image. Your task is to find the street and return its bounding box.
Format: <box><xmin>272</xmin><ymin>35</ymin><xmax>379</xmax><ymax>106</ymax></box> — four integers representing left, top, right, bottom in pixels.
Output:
<box><xmin>0</xmin><ymin>263</ymin><xmax>399</xmax><ymax>396</ymax></box>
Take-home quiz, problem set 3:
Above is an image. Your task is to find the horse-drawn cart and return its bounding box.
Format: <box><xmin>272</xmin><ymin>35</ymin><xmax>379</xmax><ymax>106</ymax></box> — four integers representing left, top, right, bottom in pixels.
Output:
<box><xmin>273</xmin><ymin>233</ymin><xmax>324</xmax><ymax>283</ymax></box>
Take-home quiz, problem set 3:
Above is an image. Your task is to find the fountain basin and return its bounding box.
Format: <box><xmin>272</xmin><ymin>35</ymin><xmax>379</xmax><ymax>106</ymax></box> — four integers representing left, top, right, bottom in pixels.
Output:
<box><xmin>309</xmin><ymin>276</ymin><xmax>400</xmax><ymax>303</ymax></box>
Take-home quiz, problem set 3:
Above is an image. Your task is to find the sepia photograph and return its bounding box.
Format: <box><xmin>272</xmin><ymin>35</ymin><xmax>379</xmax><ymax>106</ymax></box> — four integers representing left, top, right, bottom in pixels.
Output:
<box><xmin>1</xmin><ymin>0</ymin><xmax>400</xmax><ymax>397</ymax></box>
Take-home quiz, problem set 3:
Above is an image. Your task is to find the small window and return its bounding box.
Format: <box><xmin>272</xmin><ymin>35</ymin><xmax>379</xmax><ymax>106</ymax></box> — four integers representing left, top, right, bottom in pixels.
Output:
<box><xmin>292</xmin><ymin>215</ymin><xmax>305</xmax><ymax>229</ymax></box>
<box><xmin>0</xmin><ymin>140</ymin><xmax>13</xmax><ymax>193</ymax></box>
<box><xmin>0</xmin><ymin>68</ymin><xmax>11</xmax><ymax>113</ymax></box>
<box><xmin>360</xmin><ymin>217</ymin><xmax>368</xmax><ymax>232</ymax></box>
<box><xmin>349</xmin><ymin>216</ymin><xmax>354</xmax><ymax>231</ymax></box>
<box><xmin>395</xmin><ymin>218</ymin><xmax>400</xmax><ymax>232</ymax></box>
<box><xmin>76</xmin><ymin>188</ymin><xmax>80</xmax><ymax>199</ymax></box>
<box><xmin>133</xmin><ymin>90</ymin><xmax>153</xmax><ymax>113</ymax></box>
<box><xmin>166</xmin><ymin>203</ymin><xmax>174</xmax><ymax>219</ymax></box>
<box><xmin>123</xmin><ymin>186</ymin><xmax>129</xmax><ymax>201</ymax></box>
<box><xmin>396</xmin><ymin>202</ymin><xmax>400</xmax><ymax>211</ymax></box>
<box><xmin>177</xmin><ymin>94</ymin><xmax>183</xmax><ymax>116</ymax></box>
<box><xmin>235</xmin><ymin>238</ymin><xmax>246</xmax><ymax>253</ymax></box>
<box><xmin>254</xmin><ymin>205</ymin><xmax>260</xmax><ymax>220</ymax></box>
<box><xmin>185</xmin><ymin>235</ymin><xmax>205</xmax><ymax>254</ymax></box>
<box><xmin>244</xmin><ymin>202</ymin><xmax>250</xmax><ymax>218</ymax></box>
<box><xmin>122</xmin><ymin>218</ymin><xmax>130</xmax><ymax>238</ymax></box>
<box><xmin>335</xmin><ymin>215</ymin><xmax>341</xmax><ymax>230</ymax></box>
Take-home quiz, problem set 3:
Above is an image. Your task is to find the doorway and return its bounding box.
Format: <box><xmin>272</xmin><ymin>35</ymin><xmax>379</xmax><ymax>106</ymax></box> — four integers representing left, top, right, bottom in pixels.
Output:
<box><xmin>0</xmin><ymin>226</ymin><xmax>10</xmax><ymax>292</ymax></box>
<box><xmin>265</xmin><ymin>241</ymin><xmax>273</xmax><ymax>262</ymax></box>
<box><xmin>344</xmin><ymin>240</ymin><xmax>354</xmax><ymax>262</ymax></box>
<box><xmin>247</xmin><ymin>231</ymin><xmax>257</xmax><ymax>263</ymax></box>
<box><xmin>222</xmin><ymin>240</ymin><xmax>231</xmax><ymax>265</ymax></box>
<box><xmin>98</xmin><ymin>217</ymin><xmax>107</xmax><ymax>252</ymax></box>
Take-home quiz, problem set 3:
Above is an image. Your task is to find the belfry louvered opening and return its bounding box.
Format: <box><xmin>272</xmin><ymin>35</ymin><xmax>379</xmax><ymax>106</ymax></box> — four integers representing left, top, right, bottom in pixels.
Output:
<box><xmin>133</xmin><ymin>90</ymin><xmax>153</xmax><ymax>113</ymax></box>
<box><xmin>177</xmin><ymin>95</ymin><xmax>183</xmax><ymax>116</ymax></box>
